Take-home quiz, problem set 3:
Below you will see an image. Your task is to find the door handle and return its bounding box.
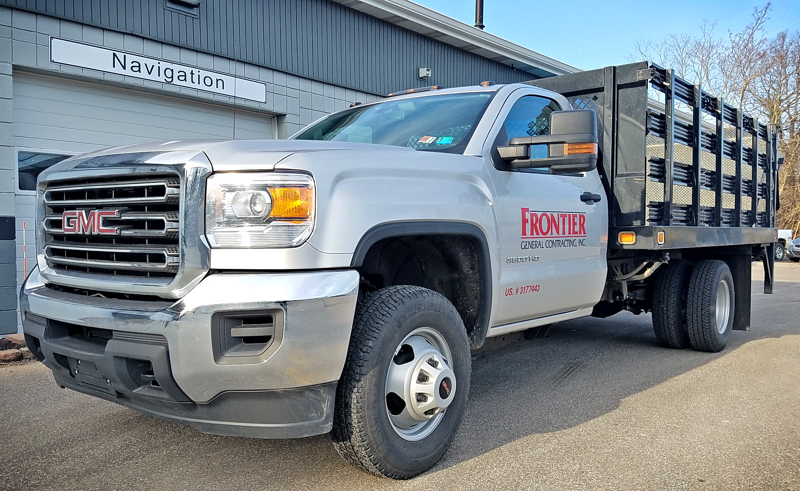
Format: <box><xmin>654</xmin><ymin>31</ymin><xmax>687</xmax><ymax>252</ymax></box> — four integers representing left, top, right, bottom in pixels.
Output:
<box><xmin>580</xmin><ymin>192</ymin><xmax>602</xmax><ymax>204</ymax></box>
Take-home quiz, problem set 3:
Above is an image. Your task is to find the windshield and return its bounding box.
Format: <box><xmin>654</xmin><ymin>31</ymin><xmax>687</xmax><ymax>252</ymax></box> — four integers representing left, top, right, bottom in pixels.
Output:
<box><xmin>293</xmin><ymin>92</ymin><xmax>495</xmax><ymax>154</ymax></box>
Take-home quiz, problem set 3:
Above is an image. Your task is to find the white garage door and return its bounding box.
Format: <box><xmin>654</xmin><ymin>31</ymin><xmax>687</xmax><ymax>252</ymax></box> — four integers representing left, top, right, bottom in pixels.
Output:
<box><xmin>13</xmin><ymin>73</ymin><xmax>275</xmax><ymax>330</ymax></box>
<box><xmin>13</xmin><ymin>73</ymin><xmax>274</xmax><ymax>153</ymax></box>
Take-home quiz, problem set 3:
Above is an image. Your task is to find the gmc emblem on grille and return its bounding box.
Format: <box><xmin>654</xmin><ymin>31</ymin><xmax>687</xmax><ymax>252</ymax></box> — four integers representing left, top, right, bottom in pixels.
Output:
<box><xmin>62</xmin><ymin>210</ymin><xmax>121</xmax><ymax>235</ymax></box>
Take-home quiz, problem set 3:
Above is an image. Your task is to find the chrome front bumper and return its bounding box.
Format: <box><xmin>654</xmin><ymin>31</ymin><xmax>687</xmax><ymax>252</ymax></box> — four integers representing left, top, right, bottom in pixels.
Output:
<box><xmin>20</xmin><ymin>267</ymin><xmax>360</xmax><ymax>438</ymax></box>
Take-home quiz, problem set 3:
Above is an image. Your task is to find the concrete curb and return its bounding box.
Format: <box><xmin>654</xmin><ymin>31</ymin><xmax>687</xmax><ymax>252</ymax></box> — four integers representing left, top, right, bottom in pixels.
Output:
<box><xmin>0</xmin><ymin>334</ymin><xmax>34</xmax><ymax>365</ymax></box>
<box><xmin>0</xmin><ymin>333</ymin><xmax>25</xmax><ymax>350</ymax></box>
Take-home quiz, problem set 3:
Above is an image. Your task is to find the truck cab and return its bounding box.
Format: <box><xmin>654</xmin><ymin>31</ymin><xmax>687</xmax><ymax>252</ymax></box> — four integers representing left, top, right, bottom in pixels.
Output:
<box><xmin>291</xmin><ymin>83</ymin><xmax>609</xmax><ymax>337</ymax></box>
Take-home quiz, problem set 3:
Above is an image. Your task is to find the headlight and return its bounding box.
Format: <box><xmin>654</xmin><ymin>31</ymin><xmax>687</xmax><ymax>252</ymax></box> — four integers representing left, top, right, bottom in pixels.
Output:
<box><xmin>205</xmin><ymin>172</ymin><xmax>315</xmax><ymax>248</ymax></box>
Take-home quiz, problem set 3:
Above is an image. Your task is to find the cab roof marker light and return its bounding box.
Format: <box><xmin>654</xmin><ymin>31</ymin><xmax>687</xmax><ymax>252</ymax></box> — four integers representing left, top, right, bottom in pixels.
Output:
<box><xmin>387</xmin><ymin>85</ymin><xmax>445</xmax><ymax>97</ymax></box>
<box><xmin>480</xmin><ymin>81</ymin><xmax>496</xmax><ymax>87</ymax></box>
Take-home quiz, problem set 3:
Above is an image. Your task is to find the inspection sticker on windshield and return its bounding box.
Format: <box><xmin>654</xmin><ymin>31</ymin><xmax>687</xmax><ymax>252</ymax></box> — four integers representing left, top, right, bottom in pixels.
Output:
<box><xmin>436</xmin><ymin>136</ymin><xmax>454</xmax><ymax>145</ymax></box>
<box><xmin>419</xmin><ymin>136</ymin><xmax>437</xmax><ymax>144</ymax></box>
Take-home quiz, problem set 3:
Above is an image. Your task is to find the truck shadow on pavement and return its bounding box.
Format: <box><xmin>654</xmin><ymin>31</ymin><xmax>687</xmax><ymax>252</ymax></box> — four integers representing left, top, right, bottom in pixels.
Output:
<box><xmin>435</xmin><ymin>275</ymin><xmax>799</xmax><ymax>474</ymax></box>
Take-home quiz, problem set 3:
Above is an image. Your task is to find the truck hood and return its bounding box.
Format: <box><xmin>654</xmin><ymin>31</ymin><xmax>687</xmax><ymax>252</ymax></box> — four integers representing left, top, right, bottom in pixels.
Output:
<box><xmin>45</xmin><ymin>139</ymin><xmax>417</xmax><ymax>174</ymax></box>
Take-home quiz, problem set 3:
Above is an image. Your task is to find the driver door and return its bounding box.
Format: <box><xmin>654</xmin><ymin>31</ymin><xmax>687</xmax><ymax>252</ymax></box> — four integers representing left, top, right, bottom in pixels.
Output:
<box><xmin>487</xmin><ymin>90</ymin><xmax>608</xmax><ymax>327</ymax></box>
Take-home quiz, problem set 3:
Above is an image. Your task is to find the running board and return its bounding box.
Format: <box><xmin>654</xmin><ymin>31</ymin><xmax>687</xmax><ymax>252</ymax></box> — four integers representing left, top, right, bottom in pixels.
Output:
<box><xmin>486</xmin><ymin>308</ymin><xmax>594</xmax><ymax>338</ymax></box>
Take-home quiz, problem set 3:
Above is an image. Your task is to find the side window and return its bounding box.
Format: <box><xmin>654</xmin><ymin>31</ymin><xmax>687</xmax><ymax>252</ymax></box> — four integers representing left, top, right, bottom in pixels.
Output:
<box><xmin>501</xmin><ymin>96</ymin><xmax>561</xmax><ymax>142</ymax></box>
<box><xmin>17</xmin><ymin>152</ymin><xmax>71</xmax><ymax>191</ymax></box>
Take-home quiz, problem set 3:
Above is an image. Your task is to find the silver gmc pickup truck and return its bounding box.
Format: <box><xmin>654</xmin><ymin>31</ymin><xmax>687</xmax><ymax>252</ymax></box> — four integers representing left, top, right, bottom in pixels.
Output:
<box><xmin>20</xmin><ymin>62</ymin><xmax>780</xmax><ymax>479</ymax></box>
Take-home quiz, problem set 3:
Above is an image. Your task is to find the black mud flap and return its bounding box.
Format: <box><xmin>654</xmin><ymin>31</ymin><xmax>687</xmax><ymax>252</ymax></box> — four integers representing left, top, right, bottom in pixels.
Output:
<box><xmin>725</xmin><ymin>253</ymin><xmax>752</xmax><ymax>332</ymax></box>
<box><xmin>762</xmin><ymin>244</ymin><xmax>774</xmax><ymax>295</ymax></box>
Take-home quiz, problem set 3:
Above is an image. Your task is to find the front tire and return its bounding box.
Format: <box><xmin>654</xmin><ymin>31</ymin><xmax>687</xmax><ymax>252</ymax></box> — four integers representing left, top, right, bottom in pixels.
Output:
<box><xmin>332</xmin><ymin>286</ymin><xmax>471</xmax><ymax>479</ymax></box>
<box><xmin>686</xmin><ymin>260</ymin><xmax>735</xmax><ymax>352</ymax></box>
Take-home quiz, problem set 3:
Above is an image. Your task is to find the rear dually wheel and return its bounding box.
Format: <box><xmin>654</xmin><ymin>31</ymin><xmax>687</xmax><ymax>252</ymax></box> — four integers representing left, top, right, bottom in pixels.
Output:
<box><xmin>686</xmin><ymin>260</ymin><xmax>735</xmax><ymax>353</ymax></box>
<box><xmin>652</xmin><ymin>260</ymin><xmax>694</xmax><ymax>349</ymax></box>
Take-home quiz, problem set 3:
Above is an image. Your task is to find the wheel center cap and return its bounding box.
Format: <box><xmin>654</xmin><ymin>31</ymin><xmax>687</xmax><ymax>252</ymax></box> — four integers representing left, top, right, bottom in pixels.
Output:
<box><xmin>429</xmin><ymin>367</ymin><xmax>456</xmax><ymax>411</ymax></box>
<box><xmin>439</xmin><ymin>377</ymin><xmax>453</xmax><ymax>399</ymax></box>
<box><xmin>405</xmin><ymin>352</ymin><xmax>456</xmax><ymax>421</ymax></box>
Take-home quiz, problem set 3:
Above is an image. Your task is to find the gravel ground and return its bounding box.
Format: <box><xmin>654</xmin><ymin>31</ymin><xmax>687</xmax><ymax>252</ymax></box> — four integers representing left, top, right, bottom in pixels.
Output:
<box><xmin>1</xmin><ymin>262</ymin><xmax>799</xmax><ymax>490</ymax></box>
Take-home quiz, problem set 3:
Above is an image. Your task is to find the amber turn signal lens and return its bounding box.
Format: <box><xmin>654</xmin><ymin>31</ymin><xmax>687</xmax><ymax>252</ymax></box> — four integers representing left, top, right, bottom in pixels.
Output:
<box><xmin>657</xmin><ymin>231</ymin><xmax>666</xmax><ymax>245</ymax></box>
<box><xmin>268</xmin><ymin>187</ymin><xmax>313</xmax><ymax>219</ymax></box>
<box><xmin>564</xmin><ymin>142</ymin><xmax>598</xmax><ymax>156</ymax></box>
<box><xmin>618</xmin><ymin>231</ymin><xmax>636</xmax><ymax>245</ymax></box>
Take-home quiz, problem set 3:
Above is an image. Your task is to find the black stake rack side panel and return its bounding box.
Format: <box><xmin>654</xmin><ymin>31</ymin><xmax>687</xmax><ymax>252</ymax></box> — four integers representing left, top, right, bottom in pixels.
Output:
<box><xmin>526</xmin><ymin>61</ymin><xmax>778</xmax><ymax>251</ymax></box>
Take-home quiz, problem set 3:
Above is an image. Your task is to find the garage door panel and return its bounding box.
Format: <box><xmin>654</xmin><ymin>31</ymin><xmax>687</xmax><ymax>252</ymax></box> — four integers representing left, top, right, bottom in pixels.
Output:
<box><xmin>13</xmin><ymin>136</ymin><xmax>110</xmax><ymax>155</ymax></box>
<box><xmin>234</xmin><ymin>115</ymin><xmax>277</xmax><ymax>135</ymax></box>
<box><xmin>13</xmin><ymin>73</ymin><xmax>274</xmax><ymax>153</ymax></box>
<box><xmin>14</xmin><ymin>125</ymin><xmax>160</xmax><ymax>150</ymax></box>
<box><xmin>14</xmin><ymin>77</ymin><xmax>256</xmax><ymax>122</ymax></box>
<box><xmin>15</xmin><ymin>110</ymin><xmax>238</xmax><ymax>143</ymax></box>
<box><xmin>16</xmin><ymin>96</ymin><xmax>256</xmax><ymax>141</ymax></box>
<box><xmin>16</xmin><ymin>98</ymin><xmax>245</xmax><ymax>137</ymax></box>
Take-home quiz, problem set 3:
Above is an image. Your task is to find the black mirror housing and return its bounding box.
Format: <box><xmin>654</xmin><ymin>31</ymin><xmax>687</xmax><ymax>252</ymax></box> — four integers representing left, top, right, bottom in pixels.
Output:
<box><xmin>549</xmin><ymin>109</ymin><xmax>598</xmax><ymax>143</ymax></box>
<box><xmin>497</xmin><ymin>110</ymin><xmax>598</xmax><ymax>173</ymax></box>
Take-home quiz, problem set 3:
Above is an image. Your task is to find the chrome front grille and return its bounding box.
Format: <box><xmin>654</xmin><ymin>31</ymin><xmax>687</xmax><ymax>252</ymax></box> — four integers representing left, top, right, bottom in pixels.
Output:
<box><xmin>43</xmin><ymin>174</ymin><xmax>182</xmax><ymax>280</ymax></box>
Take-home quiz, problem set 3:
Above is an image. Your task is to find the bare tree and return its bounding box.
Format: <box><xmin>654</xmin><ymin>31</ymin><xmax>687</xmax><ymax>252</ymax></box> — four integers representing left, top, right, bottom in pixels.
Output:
<box><xmin>633</xmin><ymin>4</ymin><xmax>800</xmax><ymax>236</ymax></box>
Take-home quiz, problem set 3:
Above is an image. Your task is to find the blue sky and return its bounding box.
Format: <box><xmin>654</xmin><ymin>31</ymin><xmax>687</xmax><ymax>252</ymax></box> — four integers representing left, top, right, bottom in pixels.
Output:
<box><xmin>413</xmin><ymin>0</ymin><xmax>800</xmax><ymax>71</ymax></box>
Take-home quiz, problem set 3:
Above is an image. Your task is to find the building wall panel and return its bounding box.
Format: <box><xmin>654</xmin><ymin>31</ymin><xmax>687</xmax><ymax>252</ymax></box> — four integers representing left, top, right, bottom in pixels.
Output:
<box><xmin>0</xmin><ymin>0</ymin><xmax>536</xmax><ymax>96</ymax></box>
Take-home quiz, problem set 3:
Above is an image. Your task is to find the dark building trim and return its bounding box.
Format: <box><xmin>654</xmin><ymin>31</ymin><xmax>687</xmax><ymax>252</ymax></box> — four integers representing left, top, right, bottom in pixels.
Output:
<box><xmin>0</xmin><ymin>217</ymin><xmax>14</xmax><ymax>241</ymax></box>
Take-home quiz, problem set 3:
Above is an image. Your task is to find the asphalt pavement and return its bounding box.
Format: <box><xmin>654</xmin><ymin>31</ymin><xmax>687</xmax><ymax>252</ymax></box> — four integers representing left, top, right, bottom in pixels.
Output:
<box><xmin>1</xmin><ymin>262</ymin><xmax>799</xmax><ymax>490</ymax></box>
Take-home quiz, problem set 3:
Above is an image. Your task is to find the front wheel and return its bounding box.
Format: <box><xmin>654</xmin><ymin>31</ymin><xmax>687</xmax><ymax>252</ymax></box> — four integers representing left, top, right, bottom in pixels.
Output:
<box><xmin>775</xmin><ymin>242</ymin><xmax>785</xmax><ymax>261</ymax></box>
<box><xmin>332</xmin><ymin>286</ymin><xmax>471</xmax><ymax>479</ymax></box>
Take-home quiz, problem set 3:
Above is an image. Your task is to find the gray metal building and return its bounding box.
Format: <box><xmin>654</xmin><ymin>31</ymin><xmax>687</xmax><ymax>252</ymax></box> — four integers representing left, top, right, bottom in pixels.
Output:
<box><xmin>0</xmin><ymin>0</ymin><xmax>576</xmax><ymax>335</ymax></box>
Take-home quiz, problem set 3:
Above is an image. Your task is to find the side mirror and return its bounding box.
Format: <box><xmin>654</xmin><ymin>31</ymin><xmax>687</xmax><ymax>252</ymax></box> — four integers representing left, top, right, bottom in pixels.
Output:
<box><xmin>497</xmin><ymin>110</ymin><xmax>598</xmax><ymax>173</ymax></box>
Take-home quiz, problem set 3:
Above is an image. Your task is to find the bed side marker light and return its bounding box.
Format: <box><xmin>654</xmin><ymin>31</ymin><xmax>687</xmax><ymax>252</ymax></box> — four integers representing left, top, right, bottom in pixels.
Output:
<box><xmin>618</xmin><ymin>231</ymin><xmax>636</xmax><ymax>245</ymax></box>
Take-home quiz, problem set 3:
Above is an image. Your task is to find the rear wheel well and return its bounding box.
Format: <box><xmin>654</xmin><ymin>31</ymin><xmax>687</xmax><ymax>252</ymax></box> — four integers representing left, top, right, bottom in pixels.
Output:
<box><xmin>354</xmin><ymin>233</ymin><xmax>489</xmax><ymax>347</ymax></box>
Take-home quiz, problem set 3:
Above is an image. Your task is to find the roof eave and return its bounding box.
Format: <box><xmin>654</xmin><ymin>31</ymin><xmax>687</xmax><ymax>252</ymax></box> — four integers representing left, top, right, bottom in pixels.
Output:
<box><xmin>332</xmin><ymin>0</ymin><xmax>580</xmax><ymax>77</ymax></box>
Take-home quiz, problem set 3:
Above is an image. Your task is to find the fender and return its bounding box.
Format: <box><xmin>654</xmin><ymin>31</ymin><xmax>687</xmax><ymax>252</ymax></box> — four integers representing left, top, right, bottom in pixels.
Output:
<box><xmin>351</xmin><ymin>221</ymin><xmax>493</xmax><ymax>349</ymax></box>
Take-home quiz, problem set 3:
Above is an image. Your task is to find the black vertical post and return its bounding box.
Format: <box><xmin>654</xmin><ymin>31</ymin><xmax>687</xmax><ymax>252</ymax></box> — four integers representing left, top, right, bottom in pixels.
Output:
<box><xmin>764</xmin><ymin>125</ymin><xmax>772</xmax><ymax>227</ymax></box>
<box><xmin>751</xmin><ymin>119</ymin><xmax>759</xmax><ymax>226</ymax></box>
<box><xmin>734</xmin><ymin>108</ymin><xmax>743</xmax><ymax>227</ymax></box>
<box><xmin>604</xmin><ymin>66</ymin><xmax>617</xmax><ymax>226</ymax></box>
<box><xmin>692</xmin><ymin>85</ymin><xmax>702</xmax><ymax>226</ymax></box>
<box><xmin>715</xmin><ymin>98</ymin><xmax>724</xmax><ymax>226</ymax></box>
<box><xmin>772</xmin><ymin>129</ymin><xmax>779</xmax><ymax>227</ymax></box>
<box><xmin>474</xmin><ymin>0</ymin><xmax>485</xmax><ymax>29</ymax></box>
<box><xmin>663</xmin><ymin>69</ymin><xmax>675</xmax><ymax>226</ymax></box>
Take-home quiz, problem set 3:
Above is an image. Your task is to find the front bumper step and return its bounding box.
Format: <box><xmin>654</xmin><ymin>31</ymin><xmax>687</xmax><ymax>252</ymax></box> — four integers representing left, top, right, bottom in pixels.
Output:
<box><xmin>21</xmin><ymin>267</ymin><xmax>360</xmax><ymax>439</ymax></box>
<box><xmin>24</xmin><ymin>312</ymin><xmax>338</xmax><ymax>439</ymax></box>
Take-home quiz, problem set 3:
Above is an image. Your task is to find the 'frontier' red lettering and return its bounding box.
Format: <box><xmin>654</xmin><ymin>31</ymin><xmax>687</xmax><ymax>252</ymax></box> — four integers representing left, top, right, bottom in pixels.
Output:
<box><xmin>520</xmin><ymin>209</ymin><xmax>587</xmax><ymax>238</ymax></box>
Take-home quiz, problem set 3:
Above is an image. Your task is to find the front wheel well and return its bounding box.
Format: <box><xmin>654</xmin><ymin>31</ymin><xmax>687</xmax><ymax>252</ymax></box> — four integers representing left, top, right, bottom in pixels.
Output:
<box><xmin>352</xmin><ymin>226</ymin><xmax>491</xmax><ymax>348</ymax></box>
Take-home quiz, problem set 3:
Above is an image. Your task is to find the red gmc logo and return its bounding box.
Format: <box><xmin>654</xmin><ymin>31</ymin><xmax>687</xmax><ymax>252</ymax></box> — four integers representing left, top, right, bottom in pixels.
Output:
<box><xmin>62</xmin><ymin>210</ymin><xmax>120</xmax><ymax>235</ymax></box>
